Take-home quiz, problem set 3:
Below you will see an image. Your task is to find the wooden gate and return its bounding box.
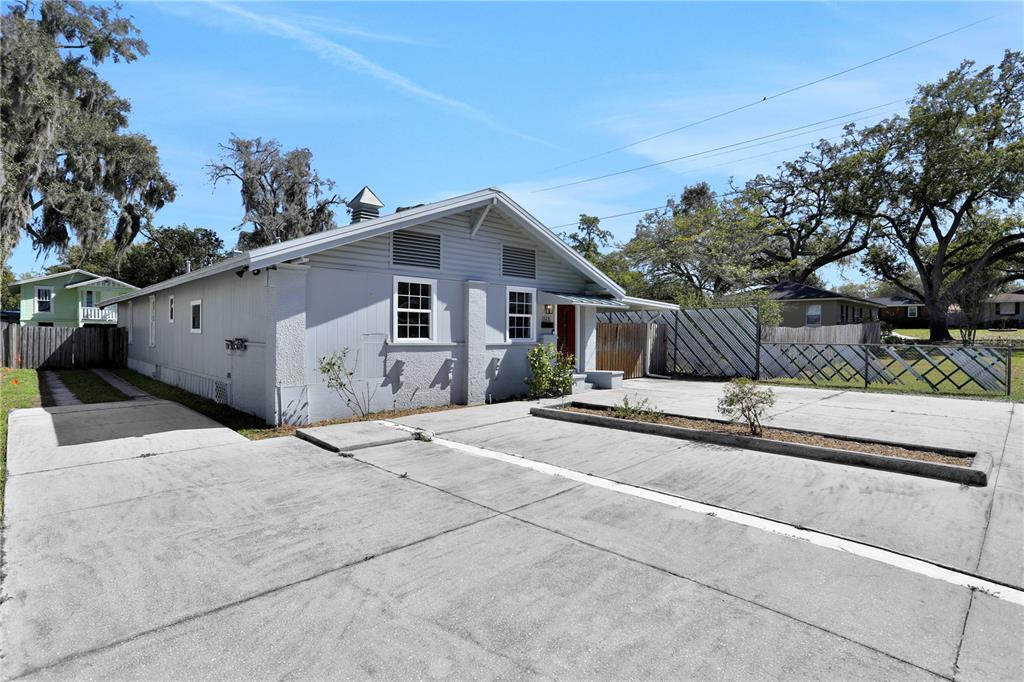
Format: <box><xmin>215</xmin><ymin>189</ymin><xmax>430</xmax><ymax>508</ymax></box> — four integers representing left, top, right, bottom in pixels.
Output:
<box><xmin>597</xmin><ymin>322</ymin><xmax>657</xmax><ymax>379</ymax></box>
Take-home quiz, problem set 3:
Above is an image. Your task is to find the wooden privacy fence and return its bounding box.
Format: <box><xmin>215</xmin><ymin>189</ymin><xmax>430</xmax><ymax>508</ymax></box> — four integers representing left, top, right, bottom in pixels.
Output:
<box><xmin>600</xmin><ymin>307</ymin><xmax>1010</xmax><ymax>395</ymax></box>
<box><xmin>1</xmin><ymin>323</ymin><xmax>128</xmax><ymax>369</ymax></box>
<box><xmin>761</xmin><ymin>321</ymin><xmax>880</xmax><ymax>344</ymax></box>
<box><xmin>596</xmin><ymin>322</ymin><xmax>665</xmax><ymax>378</ymax></box>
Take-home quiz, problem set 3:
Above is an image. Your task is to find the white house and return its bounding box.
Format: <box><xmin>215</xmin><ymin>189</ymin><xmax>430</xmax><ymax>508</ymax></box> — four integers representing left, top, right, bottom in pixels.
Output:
<box><xmin>102</xmin><ymin>188</ymin><xmax>675</xmax><ymax>425</ymax></box>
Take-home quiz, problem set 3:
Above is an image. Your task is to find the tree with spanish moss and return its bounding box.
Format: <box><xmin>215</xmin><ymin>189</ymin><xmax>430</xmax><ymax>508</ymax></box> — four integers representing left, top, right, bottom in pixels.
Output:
<box><xmin>207</xmin><ymin>136</ymin><xmax>345</xmax><ymax>250</ymax></box>
<box><xmin>1</xmin><ymin>0</ymin><xmax>175</xmax><ymax>263</ymax></box>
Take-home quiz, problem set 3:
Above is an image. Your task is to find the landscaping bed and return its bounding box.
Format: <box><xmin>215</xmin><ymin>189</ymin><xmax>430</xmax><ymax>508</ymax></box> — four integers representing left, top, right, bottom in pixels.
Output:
<box><xmin>570</xmin><ymin>404</ymin><xmax>968</xmax><ymax>466</ymax></box>
<box><xmin>531</xmin><ymin>401</ymin><xmax>984</xmax><ymax>486</ymax></box>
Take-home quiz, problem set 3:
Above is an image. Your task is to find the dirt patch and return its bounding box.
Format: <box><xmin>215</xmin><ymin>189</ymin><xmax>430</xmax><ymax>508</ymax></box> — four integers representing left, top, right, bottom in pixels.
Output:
<box><xmin>566</xmin><ymin>406</ymin><xmax>972</xmax><ymax>468</ymax></box>
<box><xmin>241</xmin><ymin>403</ymin><xmax>466</xmax><ymax>440</ymax></box>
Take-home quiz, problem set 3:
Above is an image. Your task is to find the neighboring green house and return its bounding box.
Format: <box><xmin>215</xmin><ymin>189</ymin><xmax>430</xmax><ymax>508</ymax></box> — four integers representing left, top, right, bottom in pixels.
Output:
<box><xmin>9</xmin><ymin>269</ymin><xmax>138</xmax><ymax>327</ymax></box>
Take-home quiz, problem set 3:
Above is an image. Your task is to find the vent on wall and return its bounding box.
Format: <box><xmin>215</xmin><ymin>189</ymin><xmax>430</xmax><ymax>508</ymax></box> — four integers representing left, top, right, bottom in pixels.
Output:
<box><xmin>392</xmin><ymin>230</ymin><xmax>441</xmax><ymax>269</ymax></box>
<box><xmin>502</xmin><ymin>245</ymin><xmax>536</xmax><ymax>279</ymax></box>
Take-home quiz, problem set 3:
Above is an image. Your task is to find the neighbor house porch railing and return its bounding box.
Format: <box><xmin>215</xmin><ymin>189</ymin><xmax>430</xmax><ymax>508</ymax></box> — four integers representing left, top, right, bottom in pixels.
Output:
<box><xmin>80</xmin><ymin>305</ymin><xmax>117</xmax><ymax>322</ymax></box>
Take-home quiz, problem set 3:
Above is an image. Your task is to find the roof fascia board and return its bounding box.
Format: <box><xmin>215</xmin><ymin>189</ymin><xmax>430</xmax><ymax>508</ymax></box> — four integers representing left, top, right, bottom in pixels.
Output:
<box><xmin>11</xmin><ymin>268</ymin><xmax>101</xmax><ymax>287</ymax></box>
<box><xmin>623</xmin><ymin>296</ymin><xmax>679</xmax><ymax>311</ymax></box>
<box><xmin>65</xmin><ymin>276</ymin><xmax>138</xmax><ymax>290</ymax></box>
<box><xmin>98</xmin><ymin>255</ymin><xmax>250</xmax><ymax>307</ymax></box>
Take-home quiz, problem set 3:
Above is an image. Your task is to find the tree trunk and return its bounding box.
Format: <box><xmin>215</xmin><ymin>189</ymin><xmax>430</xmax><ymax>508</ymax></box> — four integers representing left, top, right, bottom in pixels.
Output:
<box><xmin>927</xmin><ymin>302</ymin><xmax>953</xmax><ymax>342</ymax></box>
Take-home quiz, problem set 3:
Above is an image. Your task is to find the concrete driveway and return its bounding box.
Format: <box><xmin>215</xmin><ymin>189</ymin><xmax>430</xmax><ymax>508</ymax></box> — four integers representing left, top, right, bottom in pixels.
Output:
<box><xmin>2</xmin><ymin>383</ymin><xmax>1021</xmax><ymax>680</ymax></box>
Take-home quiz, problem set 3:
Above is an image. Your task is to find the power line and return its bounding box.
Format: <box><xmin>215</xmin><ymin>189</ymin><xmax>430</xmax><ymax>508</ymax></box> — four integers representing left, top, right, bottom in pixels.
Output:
<box><xmin>535</xmin><ymin>105</ymin><xmax>899</xmax><ymax>193</ymax></box>
<box><xmin>545</xmin><ymin>15</ymin><xmax>993</xmax><ymax>172</ymax></box>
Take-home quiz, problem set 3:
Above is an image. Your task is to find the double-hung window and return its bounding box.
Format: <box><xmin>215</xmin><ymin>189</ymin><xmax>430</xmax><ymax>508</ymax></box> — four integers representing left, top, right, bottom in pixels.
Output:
<box><xmin>907</xmin><ymin>306</ymin><xmax>918</xmax><ymax>318</ymax></box>
<box><xmin>805</xmin><ymin>304</ymin><xmax>822</xmax><ymax>327</ymax></box>
<box><xmin>393</xmin><ymin>276</ymin><xmax>435</xmax><ymax>342</ymax></box>
<box><xmin>507</xmin><ymin>286</ymin><xmax>536</xmax><ymax>342</ymax></box>
<box><xmin>35</xmin><ymin>287</ymin><xmax>52</xmax><ymax>314</ymax></box>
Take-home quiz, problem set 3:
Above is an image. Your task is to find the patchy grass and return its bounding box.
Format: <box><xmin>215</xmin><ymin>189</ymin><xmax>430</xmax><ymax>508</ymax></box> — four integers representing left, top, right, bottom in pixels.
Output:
<box><xmin>2</xmin><ymin>368</ymin><xmax>41</xmax><ymax>520</ymax></box>
<box><xmin>109</xmin><ymin>368</ymin><xmax>266</xmax><ymax>432</ymax></box>
<box><xmin>893</xmin><ymin>327</ymin><xmax>1024</xmax><ymax>342</ymax></box>
<box><xmin>765</xmin><ymin>350</ymin><xmax>1023</xmax><ymax>402</ymax></box>
<box><xmin>56</xmin><ymin>370</ymin><xmax>130</xmax><ymax>404</ymax></box>
<box><xmin>109</xmin><ymin>368</ymin><xmax>464</xmax><ymax>439</ymax></box>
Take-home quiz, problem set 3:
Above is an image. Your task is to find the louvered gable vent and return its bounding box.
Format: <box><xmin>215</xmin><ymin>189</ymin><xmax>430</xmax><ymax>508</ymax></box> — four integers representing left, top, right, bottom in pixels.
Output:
<box><xmin>502</xmin><ymin>245</ymin><xmax>536</xmax><ymax>279</ymax></box>
<box><xmin>392</xmin><ymin>230</ymin><xmax>441</xmax><ymax>269</ymax></box>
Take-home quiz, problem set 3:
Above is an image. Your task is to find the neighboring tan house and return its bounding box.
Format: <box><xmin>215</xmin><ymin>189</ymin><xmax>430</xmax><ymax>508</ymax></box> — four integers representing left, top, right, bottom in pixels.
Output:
<box><xmin>870</xmin><ymin>295</ymin><xmax>928</xmax><ymax>327</ymax></box>
<box><xmin>982</xmin><ymin>290</ymin><xmax>1024</xmax><ymax>328</ymax></box>
<box><xmin>101</xmin><ymin>187</ymin><xmax>676</xmax><ymax>425</ymax></box>
<box><xmin>768</xmin><ymin>281</ymin><xmax>883</xmax><ymax>328</ymax></box>
<box><xmin>9</xmin><ymin>269</ymin><xmax>137</xmax><ymax>327</ymax></box>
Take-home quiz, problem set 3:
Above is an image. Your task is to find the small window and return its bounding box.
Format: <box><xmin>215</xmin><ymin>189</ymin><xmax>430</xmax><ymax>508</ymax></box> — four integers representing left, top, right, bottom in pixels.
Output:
<box><xmin>853</xmin><ymin>307</ymin><xmax>863</xmax><ymax>323</ymax></box>
<box><xmin>393</xmin><ymin>277</ymin><xmax>434</xmax><ymax>341</ymax></box>
<box><xmin>805</xmin><ymin>304</ymin><xmax>822</xmax><ymax>327</ymax></box>
<box><xmin>190</xmin><ymin>300</ymin><xmax>202</xmax><ymax>334</ymax></box>
<box><xmin>502</xmin><ymin>245</ymin><xmax>536</xmax><ymax>279</ymax></box>
<box><xmin>392</xmin><ymin>230</ymin><xmax>441</xmax><ymax>269</ymax></box>
<box><xmin>507</xmin><ymin>287</ymin><xmax>536</xmax><ymax>342</ymax></box>
<box><xmin>907</xmin><ymin>306</ymin><xmax>918</xmax><ymax>318</ymax></box>
<box><xmin>998</xmin><ymin>302</ymin><xmax>1016</xmax><ymax>315</ymax></box>
<box><xmin>839</xmin><ymin>304</ymin><xmax>848</xmax><ymax>324</ymax></box>
<box><xmin>84</xmin><ymin>290</ymin><xmax>94</xmax><ymax>308</ymax></box>
<box><xmin>168</xmin><ymin>295</ymin><xmax>175</xmax><ymax>323</ymax></box>
<box><xmin>35</xmin><ymin>287</ymin><xmax>52</xmax><ymax>314</ymax></box>
<box><xmin>148</xmin><ymin>296</ymin><xmax>156</xmax><ymax>347</ymax></box>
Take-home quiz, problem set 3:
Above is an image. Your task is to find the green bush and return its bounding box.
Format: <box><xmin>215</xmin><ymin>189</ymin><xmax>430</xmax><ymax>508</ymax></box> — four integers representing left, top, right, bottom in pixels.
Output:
<box><xmin>525</xmin><ymin>343</ymin><xmax>576</xmax><ymax>398</ymax></box>
<box><xmin>717</xmin><ymin>378</ymin><xmax>776</xmax><ymax>436</ymax></box>
<box><xmin>610</xmin><ymin>394</ymin><xmax>663</xmax><ymax>422</ymax></box>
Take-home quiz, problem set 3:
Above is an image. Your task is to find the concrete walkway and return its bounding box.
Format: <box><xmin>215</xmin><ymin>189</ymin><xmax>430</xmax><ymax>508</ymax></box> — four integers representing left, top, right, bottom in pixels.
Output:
<box><xmin>37</xmin><ymin>370</ymin><xmax>81</xmax><ymax>406</ymax></box>
<box><xmin>2</xmin><ymin>382</ymin><xmax>1020</xmax><ymax>679</ymax></box>
<box><xmin>91</xmin><ymin>367</ymin><xmax>154</xmax><ymax>400</ymax></box>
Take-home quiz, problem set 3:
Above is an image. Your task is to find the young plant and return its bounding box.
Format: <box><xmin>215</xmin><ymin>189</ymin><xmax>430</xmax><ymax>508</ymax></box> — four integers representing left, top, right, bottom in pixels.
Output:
<box><xmin>717</xmin><ymin>378</ymin><xmax>776</xmax><ymax>436</ymax></box>
<box><xmin>318</xmin><ymin>348</ymin><xmax>376</xmax><ymax>418</ymax></box>
<box><xmin>611</xmin><ymin>394</ymin><xmax>662</xmax><ymax>422</ymax></box>
<box><xmin>525</xmin><ymin>343</ymin><xmax>576</xmax><ymax>399</ymax></box>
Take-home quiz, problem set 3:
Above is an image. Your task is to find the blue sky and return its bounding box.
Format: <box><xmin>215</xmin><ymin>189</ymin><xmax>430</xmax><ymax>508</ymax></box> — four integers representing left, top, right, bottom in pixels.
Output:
<box><xmin>9</xmin><ymin>1</ymin><xmax>1023</xmax><ymax>287</ymax></box>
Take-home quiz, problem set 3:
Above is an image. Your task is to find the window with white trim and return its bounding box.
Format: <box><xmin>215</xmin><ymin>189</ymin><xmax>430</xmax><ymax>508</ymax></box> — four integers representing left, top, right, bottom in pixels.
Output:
<box><xmin>168</xmin><ymin>295</ymin><xmax>175</xmax><ymax>323</ymax></box>
<box><xmin>35</xmin><ymin>287</ymin><xmax>53</xmax><ymax>314</ymax></box>
<box><xmin>998</xmin><ymin>302</ymin><xmax>1016</xmax><ymax>315</ymax></box>
<box><xmin>805</xmin><ymin>304</ymin><xmax>822</xmax><ymax>327</ymax></box>
<box><xmin>148</xmin><ymin>296</ymin><xmax>156</xmax><ymax>347</ymax></box>
<box><xmin>190</xmin><ymin>300</ymin><xmax>202</xmax><ymax>334</ymax></box>
<box><xmin>393</xmin><ymin>277</ymin><xmax>435</xmax><ymax>341</ymax></box>
<box><xmin>84</xmin><ymin>290</ymin><xmax>94</xmax><ymax>308</ymax></box>
<box><xmin>507</xmin><ymin>286</ymin><xmax>536</xmax><ymax>341</ymax></box>
<box><xmin>907</xmin><ymin>305</ymin><xmax>918</xmax><ymax>318</ymax></box>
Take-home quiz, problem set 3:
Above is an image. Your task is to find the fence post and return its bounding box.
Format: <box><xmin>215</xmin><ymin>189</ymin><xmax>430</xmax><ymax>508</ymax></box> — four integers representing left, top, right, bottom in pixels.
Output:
<box><xmin>754</xmin><ymin>306</ymin><xmax>762</xmax><ymax>381</ymax></box>
<box><xmin>863</xmin><ymin>344</ymin><xmax>870</xmax><ymax>389</ymax></box>
<box><xmin>1007</xmin><ymin>343</ymin><xmax>1013</xmax><ymax>397</ymax></box>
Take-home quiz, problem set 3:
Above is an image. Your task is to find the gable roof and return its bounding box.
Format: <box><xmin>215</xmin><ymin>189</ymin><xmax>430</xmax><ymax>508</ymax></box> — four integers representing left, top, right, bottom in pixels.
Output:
<box><xmin>988</xmin><ymin>291</ymin><xmax>1024</xmax><ymax>304</ymax></box>
<box><xmin>869</xmin><ymin>295</ymin><xmax>923</xmax><ymax>307</ymax></box>
<box><xmin>64</xmin><ymin>275</ymin><xmax>137</xmax><ymax>290</ymax></box>
<box><xmin>101</xmin><ymin>188</ymin><xmax>627</xmax><ymax>306</ymax></box>
<box><xmin>768</xmin><ymin>281</ymin><xmax>883</xmax><ymax>307</ymax></box>
<box><xmin>10</xmin><ymin>268</ymin><xmax>107</xmax><ymax>290</ymax></box>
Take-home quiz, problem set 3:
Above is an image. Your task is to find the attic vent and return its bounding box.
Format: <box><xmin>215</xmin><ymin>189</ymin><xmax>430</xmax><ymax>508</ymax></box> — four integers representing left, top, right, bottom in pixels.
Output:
<box><xmin>502</xmin><ymin>245</ymin><xmax>536</xmax><ymax>279</ymax></box>
<box><xmin>392</xmin><ymin>230</ymin><xmax>441</xmax><ymax>269</ymax></box>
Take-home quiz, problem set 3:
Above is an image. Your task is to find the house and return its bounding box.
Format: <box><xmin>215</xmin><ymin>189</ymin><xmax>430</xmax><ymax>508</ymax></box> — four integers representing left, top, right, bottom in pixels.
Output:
<box><xmin>869</xmin><ymin>295</ymin><xmax>928</xmax><ymax>327</ymax></box>
<box><xmin>8</xmin><ymin>269</ymin><xmax>137</xmax><ymax>327</ymax></box>
<box><xmin>768</xmin><ymin>281</ymin><xmax>883</xmax><ymax>328</ymax></box>
<box><xmin>100</xmin><ymin>187</ymin><xmax>676</xmax><ymax>426</ymax></box>
<box><xmin>981</xmin><ymin>290</ymin><xmax>1024</xmax><ymax>328</ymax></box>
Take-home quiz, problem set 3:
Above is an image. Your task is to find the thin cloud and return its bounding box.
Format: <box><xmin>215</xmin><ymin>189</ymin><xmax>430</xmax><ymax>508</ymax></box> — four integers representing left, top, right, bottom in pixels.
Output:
<box><xmin>206</xmin><ymin>3</ymin><xmax>551</xmax><ymax>146</ymax></box>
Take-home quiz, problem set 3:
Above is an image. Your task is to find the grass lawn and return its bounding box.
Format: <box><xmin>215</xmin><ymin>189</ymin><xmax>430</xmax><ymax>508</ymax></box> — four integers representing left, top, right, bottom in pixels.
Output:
<box><xmin>2</xmin><ymin>368</ymin><xmax>42</xmax><ymax>520</ymax></box>
<box><xmin>109</xmin><ymin>367</ymin><xmax>466</xmax><ymax>439</ymax></box>
<box><xmin>56</xmin><ymin>370</ymin><xmax>130</xmax><ymax>404</ymax></box>
<box><xmin>893</xmin><ymin>327</ymin><xmax>1024</xmax><ymax>343</ymax></box>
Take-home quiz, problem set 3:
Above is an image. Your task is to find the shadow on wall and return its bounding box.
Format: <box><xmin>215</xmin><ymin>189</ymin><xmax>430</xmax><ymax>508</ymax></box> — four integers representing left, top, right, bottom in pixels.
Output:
<box><xmin>430</xmin><ymin>358</ymin><xmax>454</xmax><ymax>390</ymax></box>
<box><xmin>383</xmin><ymin>359</ymin><xmax>405</xmax><ymax>395</ymax></box>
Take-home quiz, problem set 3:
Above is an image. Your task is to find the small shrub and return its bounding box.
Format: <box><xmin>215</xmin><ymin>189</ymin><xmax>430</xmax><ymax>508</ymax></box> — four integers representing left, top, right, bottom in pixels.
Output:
<box><xmin>525</xmin><ymin>343</ymin><xmax>576</xmax><ymax>399</ymax></box>
<box><xmin>611</xmin><ymin>394</ymin><xmax>663</xmax><ymax>422</ymax></box>
<box><xmin>318</xmin><ymin>348</ymin><xmax>376</xmax><ymax>418</ymax></box>
<box><xmin>717</xmin><ymin>378</ymin><xmax>776</xmax><ymax>436</ymax></box>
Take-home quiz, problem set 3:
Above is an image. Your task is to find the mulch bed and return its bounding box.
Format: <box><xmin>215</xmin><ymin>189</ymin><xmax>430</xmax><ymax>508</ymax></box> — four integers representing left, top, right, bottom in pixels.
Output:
<box><xmin>566</xmin><ymin>406</ymin><xmax>972</xmax><ymax>468</ymax></box>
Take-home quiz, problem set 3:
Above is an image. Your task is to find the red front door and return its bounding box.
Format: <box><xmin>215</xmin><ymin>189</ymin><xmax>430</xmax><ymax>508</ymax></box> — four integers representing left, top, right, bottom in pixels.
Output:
<box><xmin>557</xmin><ymin>305</ymin><xmax>576</xmax><ymax>361</ymax></box>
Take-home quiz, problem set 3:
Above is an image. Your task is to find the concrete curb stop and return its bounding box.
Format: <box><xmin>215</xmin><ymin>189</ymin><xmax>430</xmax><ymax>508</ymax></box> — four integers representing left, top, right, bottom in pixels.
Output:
<box><xmin>529</xmin><ymin>404</ymin><xmax>987</xmax><ymax>487</ymax></box>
